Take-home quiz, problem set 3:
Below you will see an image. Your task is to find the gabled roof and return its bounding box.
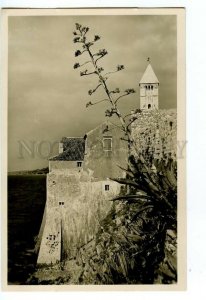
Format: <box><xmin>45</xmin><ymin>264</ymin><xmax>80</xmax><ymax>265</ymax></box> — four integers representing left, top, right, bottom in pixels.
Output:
<box><xmin>86</xmin><ymin>120</ymin><xmax>114</xmax><ymax>136</ymax></box>
<box><xmin>49</xmin><ymin>121</ymin><xmax>119</xmax><ymax>162</ymax></box>
<box><xmin>139</xmin><ymin>63</ymin><xmax>159</xmax><ymax>84</ymax></box>
<box><xmin>50</xmin><ymin>137</ymin><xmax>85</xmax><ymax>161</ymax></box>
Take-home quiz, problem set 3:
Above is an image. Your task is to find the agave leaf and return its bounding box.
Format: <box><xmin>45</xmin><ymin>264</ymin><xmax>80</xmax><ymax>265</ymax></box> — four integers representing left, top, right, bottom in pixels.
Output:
<box><xmin>158</xmin><ymin>161</ymin><xmax>177</xmax><ymax>189</ymax></box>
<box><xmin>131</xmin><ymin>205</ymin><xmax>154</xmax><ymax>222</ymax></box>
<box><xmin>159</xmin><ymin>174</ymin><xmax>172</xmax><ymax>190</ymax></box>
<box><xmin>116</xmin><ymin>165</ymin><xmax>135</xmax><ymax>177</ymax></box>
<box><xmin>143</xmin><ymin>177</ymin><xmax>159</xmax><ymax>193</ymax></box>
<box><xmin>165</xmin><ymin>169</ymin><xmax>177</xmax><ymax>188</ymax></box>
<box><xmin>110</xmin><ymin>177</ymin><xmax>137</xmax><ymax>186</ymax></box>
<box><xmin>167</xmin><ymin>254</ymin><xmax>177</xmax><ymax>273</ymax></box>
<box><xmin>110</xmin><ymin>194</ymin><xmax>152</xmax><ymax>202</ymax></box>
<box><xmin>141</xmin><ymin>168</ymin><xmax>162</xmax><ymax>191</ymax></box>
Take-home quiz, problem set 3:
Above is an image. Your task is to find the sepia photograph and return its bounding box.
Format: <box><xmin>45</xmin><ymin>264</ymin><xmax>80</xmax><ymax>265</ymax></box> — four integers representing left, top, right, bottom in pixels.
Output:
<box><xmin>2</xmin><ymin>8</ymin><xmax>186</xmax><ymax>290</ymax></box>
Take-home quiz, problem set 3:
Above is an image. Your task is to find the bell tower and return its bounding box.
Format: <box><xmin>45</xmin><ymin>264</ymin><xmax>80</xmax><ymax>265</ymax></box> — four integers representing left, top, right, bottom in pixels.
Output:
<box><xmin>139</xmin><ymin>58</ymin><xmax>159</xmax><ymax>110</ymax></box>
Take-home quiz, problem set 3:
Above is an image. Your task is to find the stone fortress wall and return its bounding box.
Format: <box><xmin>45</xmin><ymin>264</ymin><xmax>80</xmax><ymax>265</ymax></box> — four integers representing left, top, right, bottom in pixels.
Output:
<box><xmin>37</xmin><ymin>169</ymin><xmax>121</xmax><ymax>265</ymax></box>
<box><xmin>131</xmin><ymin>109</ymin><xmax>177</xmax><ymax>164</ymax></box>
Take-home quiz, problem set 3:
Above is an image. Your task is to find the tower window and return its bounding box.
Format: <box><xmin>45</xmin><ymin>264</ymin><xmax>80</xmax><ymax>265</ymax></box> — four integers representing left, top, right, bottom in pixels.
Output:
<box><xmin>151</xmin><ymin>86</ymin><xmax>153</xmax><ymax>90</ymax></box>
<box><xmin>59</xmin><ymin>201</ymin><xmax>64</xmax><ymax>206</ymax></box>
<box><xmin>103</xmin><ymin>137</ymin><xmax>112</xmax><ymax>151</ymax></box>
<box><xmin>148</xmin><ymin>104</ymin><xmax>151</xmax><ymax>109</ymax></box>
<box><xmin>105</xmin><ymin>184</ymin><xmax>110</xmax><ymax>191</ymax></box>
<box><xmin>77</xmin><ymin>161</ymin><xmax>82</xmax><ymax>167</ymax></box>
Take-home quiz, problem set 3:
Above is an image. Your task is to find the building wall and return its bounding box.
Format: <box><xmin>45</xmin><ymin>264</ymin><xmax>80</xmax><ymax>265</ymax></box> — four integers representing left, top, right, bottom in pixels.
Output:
<box><xmin>37</xmin><ymin>206</ymin><xmax>61</xmax><ymax>265</ymax></box>
<box><xmin>84</xmin><ymin>123</ymin><xmax>128</xmax><ymax>179</ymax></box>
<box><xmin>49</xmin><ymin>160</ymin><xmax>83</xmax><ymax>172</ymax></box>
<box><xmin>140</xmin><ymin>83</ymin><xmax>159</xmax><ymax>110</ymax></box>
<box><xmin>37</xmin><ymin>170</ymin><xmax>121</xmax><ymax>264</ymax></box>
<box><xmin>37</xmin><ymin>122</ymin><xmax>128</xmax><ymax>265</ymax></box>
<box><xmin>131</xmin><ymin>109</ymin><xmax>177</xmax><ymax>163</ymax></box>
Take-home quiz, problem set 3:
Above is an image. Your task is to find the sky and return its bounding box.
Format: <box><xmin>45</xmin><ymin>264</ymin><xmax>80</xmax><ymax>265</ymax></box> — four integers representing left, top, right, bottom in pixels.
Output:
<box><xmin>8</xmin><ymin>14</ymin><xmax>177</xmax><ymax>171</ymax></box>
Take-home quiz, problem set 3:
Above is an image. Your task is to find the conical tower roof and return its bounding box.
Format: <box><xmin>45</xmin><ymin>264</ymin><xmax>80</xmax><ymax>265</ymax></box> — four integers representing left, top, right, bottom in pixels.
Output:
<box><xmin>139</xmin><ymin>63</ymin><xmax>159</xmax><ymax>84</ymax></box>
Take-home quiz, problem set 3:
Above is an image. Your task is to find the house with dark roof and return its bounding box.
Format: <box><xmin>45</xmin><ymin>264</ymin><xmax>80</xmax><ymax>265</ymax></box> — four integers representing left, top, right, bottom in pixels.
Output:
<box><xmin>48</xmin><ymin>137</ymin><xmax>86</xmax><ymax>172</ymax></box>
<box><xmin>48</xmin><ymin>121</ymin><xmax>128</xmax><ymax>179</ymax></box>
<box><xmin>37</xmin><ymin>121</ymin><xmax>128</xmax><ymax>265</ymax></box>
<box><xmin>52</xmin><ymin>137</ymin><xmax>85</xmax><ymax>161</ymax></box>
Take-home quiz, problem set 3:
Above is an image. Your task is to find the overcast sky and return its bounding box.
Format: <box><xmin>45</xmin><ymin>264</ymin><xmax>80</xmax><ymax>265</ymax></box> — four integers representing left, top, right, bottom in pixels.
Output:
<box><xmin>8</xmin><ymin>14</ymin><xmax>177</xmax><ymax>171</ymax></box>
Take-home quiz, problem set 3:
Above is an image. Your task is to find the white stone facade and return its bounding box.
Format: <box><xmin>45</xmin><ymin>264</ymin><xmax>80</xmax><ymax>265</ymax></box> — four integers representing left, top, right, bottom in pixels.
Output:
<box><xmin>37</xmin><ymin>169</ymin><xmax>121</xmax><ymax>264</ymax></box>
<box><xmin>139</xmin><ymin>63</ymin><xmax>159</xmax><ymax>110</ymax></box>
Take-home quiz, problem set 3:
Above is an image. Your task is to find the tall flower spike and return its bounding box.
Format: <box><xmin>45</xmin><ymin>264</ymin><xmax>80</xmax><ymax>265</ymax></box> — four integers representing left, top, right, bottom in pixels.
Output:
<box><xmin>117</xmin><ymin>65</ymin><xmax>124</xmax><ymax>71</ymax></box>
<box><xmin>105</xmin><ymin>109</ymin><xmax>113</xmax><ymax>117</ymax></box>
<box><xmin>73</xmin><ymin>37</ymin><xmax>80</xmax><ymax>43</ymax></box>
<box><xmin>75</xmin><ymin>50</ymin><xmax>81</xmax><ymax>57</ymax></box>
<box><xmin>94</xmin><ymin>35</ymin><xmax>100</xmax><ymax>41</ymax></box>
<box><xmin>98</xmin><ymin>67</ymin><xmax>104</xmax><ymax>73</ymax></box>
<box><xmin>86</xmin><ymin>101</ymin><xmax>93</xmax><ymax>108</ymax></box>
<box><xmin>125</xmin><ymin>88</ymin><xmax>135</xmax><ymax>94</ymax></box>
<box><xmin>73</xmin><ymin>63</ymin><xmax>80</xmax><ymax>69</ymax></box>
<box><xmin>114</xmin><ymin>88</ymin><xmax>120</xmax><ymax>93</ymax></box>
<box><xmin>75</xmin><ymin>23</ymin><xmax>81</xmax><ymax>30</ymax></box>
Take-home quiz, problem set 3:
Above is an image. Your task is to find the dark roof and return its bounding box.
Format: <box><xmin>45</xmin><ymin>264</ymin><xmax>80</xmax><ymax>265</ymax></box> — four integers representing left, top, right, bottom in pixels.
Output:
<box><xmin>50</xmin><ymin>137</ymin><xmax>85</xmax><ymax>161</ymax></box>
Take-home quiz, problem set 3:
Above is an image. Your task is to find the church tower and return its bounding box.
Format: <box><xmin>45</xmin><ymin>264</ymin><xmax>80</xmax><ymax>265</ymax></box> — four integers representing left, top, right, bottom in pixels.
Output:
<box><xmin>139</xmin><ymin>59</ymin><xmax>159</xmax><ymax>110</ymax></box>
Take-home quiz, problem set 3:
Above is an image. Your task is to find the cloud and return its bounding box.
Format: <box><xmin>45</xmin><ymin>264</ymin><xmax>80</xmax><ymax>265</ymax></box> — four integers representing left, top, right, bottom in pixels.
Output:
<box><xmin>8</xmin><ymin>14</ymin><xmax>177</xmax><ymax>171</ymax></box>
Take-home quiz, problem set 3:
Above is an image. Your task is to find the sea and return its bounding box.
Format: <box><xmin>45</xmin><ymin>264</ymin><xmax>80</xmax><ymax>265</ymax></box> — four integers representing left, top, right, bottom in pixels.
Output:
<box><xmin>7</xmin><ymin>175</ymin><xmax>46</xmax><ymax>285</ymax></box>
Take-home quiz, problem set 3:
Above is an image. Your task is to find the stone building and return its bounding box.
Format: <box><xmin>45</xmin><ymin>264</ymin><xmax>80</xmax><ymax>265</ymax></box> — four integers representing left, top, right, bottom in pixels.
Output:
<box><xmin>139</xmin><ymin>62</ymin><xmax>159</xmax><ymax>110</ymax></box>
<box><xmin>132</xmin><ymin>61</ymin><xmax>177</xmax><ymax>164</ymax></box>
<box><xmin>37</xmin><ymin>121</ymin><xmax>128</xmax><ymax>265</ymax></box>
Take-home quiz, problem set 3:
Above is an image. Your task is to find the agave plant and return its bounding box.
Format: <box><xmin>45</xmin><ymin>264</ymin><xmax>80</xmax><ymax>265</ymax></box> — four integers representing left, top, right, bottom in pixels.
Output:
<box><xmin>75</xmin><ymin>156</ymin><xmax>177</xmax><ymax>284</ymax></box>
<box><xmin>111</xmin><ymin>156</ymin><xmax>177</xmax><ymax>227</ymax></box>
<box><xmin>106</xmin><ymin>155</ymin><xmax>177</xmax><ymax>283</ymax></box>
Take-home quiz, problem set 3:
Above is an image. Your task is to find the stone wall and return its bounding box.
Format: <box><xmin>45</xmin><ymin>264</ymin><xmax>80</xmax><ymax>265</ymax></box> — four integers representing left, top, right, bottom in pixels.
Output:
<box><xmin>84</xmin><ymin>122</ymin><xmax>128</xmax><ymax>179</ymax></box>
<box><xmin>37</xmin><ymin>207</ymin><xmax>61</xmax><ymax>265</ymax></box>
<box><xmin>37</xmin><ymin>169</ymin><xmax>121</xmax><ymax>264</ymax></box>
<box><xmin>49</xmin><ymin>160</ymin><xmax>83</xmax><ymax>172</ymax></box>
<box><xmin>131</xmin><ymin>109</ymin><xmax>177</xmax><ymax>164</ymax></box>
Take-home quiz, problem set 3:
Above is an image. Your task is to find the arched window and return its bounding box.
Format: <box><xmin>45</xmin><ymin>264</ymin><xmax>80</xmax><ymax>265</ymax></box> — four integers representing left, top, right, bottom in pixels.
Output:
<box><xmin>151</xmin><ymin>85</ymin><xmax>153</xmax><ymax>90</ymax></box>
<box><xmin>148</xmin><ymin>104</ymin><xmax>151</xmax><ymax>109</ymax></box>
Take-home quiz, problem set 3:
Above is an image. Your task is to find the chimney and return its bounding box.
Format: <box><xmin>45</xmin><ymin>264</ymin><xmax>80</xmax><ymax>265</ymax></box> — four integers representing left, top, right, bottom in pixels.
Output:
<box><xmin>59</xmin><ymin>142</ymin><xmax>63</xmax><ymax>154</ymax></box>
